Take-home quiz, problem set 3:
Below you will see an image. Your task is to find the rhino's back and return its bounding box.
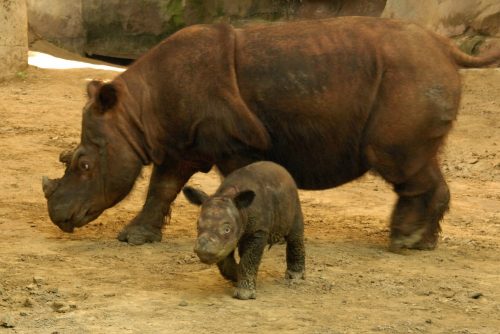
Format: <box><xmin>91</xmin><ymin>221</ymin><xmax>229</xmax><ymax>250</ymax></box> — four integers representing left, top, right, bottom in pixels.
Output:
<box><xmin>233</xmin><ymin>17</ymin><xmax>460</xmax><ymax>189</ymax></box>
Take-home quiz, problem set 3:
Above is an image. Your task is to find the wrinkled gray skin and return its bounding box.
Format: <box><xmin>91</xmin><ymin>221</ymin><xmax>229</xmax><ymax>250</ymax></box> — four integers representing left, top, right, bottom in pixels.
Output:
<box><xmin>183</xmin><ymin>161</ymin><xmax>305</xmax><ymax>300</ymax></box>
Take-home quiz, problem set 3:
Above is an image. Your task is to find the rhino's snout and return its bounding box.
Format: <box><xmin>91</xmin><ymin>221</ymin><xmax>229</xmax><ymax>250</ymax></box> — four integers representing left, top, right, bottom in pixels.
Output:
<box><xmin>42</xmin><ymin>176</ymin><xmax>60</xmax><ymax>199</ymax></box>
<box><xmin>194</xmin><ymin>235</ymin><xmax>222</xmax><ymax>264</ymax></box>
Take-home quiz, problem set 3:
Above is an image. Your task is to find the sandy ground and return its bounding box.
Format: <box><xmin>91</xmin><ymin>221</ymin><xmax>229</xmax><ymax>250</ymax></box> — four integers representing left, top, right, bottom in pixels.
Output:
<box><xmin>0</xmin><ymin>52</ymin><xmax>499</xmax><ymax>334</ymax></box>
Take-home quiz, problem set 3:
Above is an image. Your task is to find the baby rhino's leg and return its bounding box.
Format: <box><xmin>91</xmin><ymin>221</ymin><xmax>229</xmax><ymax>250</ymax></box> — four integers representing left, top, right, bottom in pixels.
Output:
<box><xmin>217</xmin><ymin>251</ymin><xmax>237</xmax><ymax>282</ymax></box>
<box><xmin>234</xmin><ymin>232</ymin><xmax>267</xmax><ymax>300</ymax></box>
<box><xmin>285</xmin><ymin>212</ymin><xmax>305</xmax><ymax>280</ymax></box>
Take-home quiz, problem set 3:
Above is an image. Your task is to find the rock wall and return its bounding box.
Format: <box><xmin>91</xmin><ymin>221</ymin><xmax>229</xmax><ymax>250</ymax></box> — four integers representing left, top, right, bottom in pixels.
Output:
<box><xmin>27</xmin><ymin>0</ymin><xmax>500</xmax><ymax>59</ymax></box>
<box><xmin>0</xmin><ymin>0</ymin><xmax>28</xmax><ymax>81</ymax></box>
<box><xmin>81</xmin><ymin>0</ymin><xmax>342</xmax><ymax>58</ymax></box>
<box><xmin>27</xmin><ymin>0</ymin><xmax>84</xmax><ymax>54</ymax></box>
<box><xmin>28</xmin><ymin>0</ymin><xmax>385</xmax><ymax>59</ymax></box>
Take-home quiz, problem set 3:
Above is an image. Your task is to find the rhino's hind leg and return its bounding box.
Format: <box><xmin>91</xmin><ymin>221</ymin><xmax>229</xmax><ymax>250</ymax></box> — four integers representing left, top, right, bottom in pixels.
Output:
<box><xmin>284</xmin><ymin>214</ymin><xmax>306</xmax><ymax>280</ymax></box>
<box><xmin>388</xmin><ymin>159</ymin><xmax>450</xmax><ymax>252</ymax></box>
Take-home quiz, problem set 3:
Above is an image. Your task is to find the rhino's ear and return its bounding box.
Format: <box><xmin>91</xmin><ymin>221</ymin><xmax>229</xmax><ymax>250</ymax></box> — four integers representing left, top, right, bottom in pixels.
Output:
<box><xmin>87</xmin><ymin>80</ymin><xmax>103</xmax><ymax>98</ymax></box>
<box><xmin>233</xmin><ymin>190</ymin><xmax>255</xmax><ymax>209</ymax></box>
<box><xmin>182</xmin><ymin>186</ymin><xmax>209</xmax><ymax>206</ymax></box>
<box><xmin>87</xmin><ymin>80</ymin><xmax>118</xmax><ymax>112</ymax></box>
<box><xmin>59</xmin><ymin>148</ymin><xmax>75</xmax><ymax>167</ymax></box>
<box><xmin>97</xmin><ymin>83</ymin><xmax>119</xmax><ymax>111</ymax></box>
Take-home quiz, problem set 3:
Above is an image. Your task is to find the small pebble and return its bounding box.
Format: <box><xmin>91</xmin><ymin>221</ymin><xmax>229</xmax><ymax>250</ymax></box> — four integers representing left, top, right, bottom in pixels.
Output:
<box><xmin>470</xmin><ymin>292</ymin><xmax>483</xmax><ymax>299</ymax></box>
<box><xmin>425</xmin><ymin>319</ymin><xmax>432</xmax><ymax>324</ymax></box>
<box><xmin>178</xmin><ymin>300</ymin><xmax>188</xmax><ymax>307</ymax></box>
<box><xmin>51</xmin><ymin>301</ymin><xmax>66</xmax><ymax>310</ymax></box>
<box><xmin>23</xmin><ymin>298</ymin><xmax>34</xmax><ymax>307</ymax></box>
<box><xmin>47</xmin><ymin>287</ymin><xmax>58</xmax><ymax>294</ymax></box>
<box><xmin>0</xmin><ymin>315</ymin><xmax>14</xmax><ymax>328</ymax></box>
<box><xmin>26</xmin><ymin>283</ymin><xmax>37</xmax><ymax>291</ymax></box>
<box><xmin>56</xmin><ymin>305</ymin><xmax>71</xmax><ymax>313</ymax></box>
<box><xmin>19</xmin><ymin>312</ymin><xmax>28</xmax><ymax>317</ymax></box>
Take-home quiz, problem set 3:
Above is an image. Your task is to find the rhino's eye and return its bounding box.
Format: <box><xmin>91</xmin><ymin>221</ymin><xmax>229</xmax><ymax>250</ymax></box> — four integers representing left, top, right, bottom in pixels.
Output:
<box><xmin>80</xmin><ymin>161</ymin><xmax>90</xmax><ymax>171</ymax></box>
<box><xmin>223</xmin><ymin>226</ymin><xmax>231</xmax><ymax>234</ymax></box>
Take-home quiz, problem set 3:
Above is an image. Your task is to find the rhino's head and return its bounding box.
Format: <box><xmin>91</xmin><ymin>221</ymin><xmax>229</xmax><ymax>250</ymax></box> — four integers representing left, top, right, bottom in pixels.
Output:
<box><xmin>182</xmin><ymin>186</ymin><xmax>255</xmax><ymax>264</ymax></box>
<box><xmin>43</xmin><ymin>80</ymin><xmax>144</xmax><ymax>232</ymax></box>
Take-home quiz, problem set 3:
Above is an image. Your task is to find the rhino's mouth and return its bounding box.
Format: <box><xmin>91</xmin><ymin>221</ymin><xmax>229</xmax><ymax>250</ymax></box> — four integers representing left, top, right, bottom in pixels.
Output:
<box><xmin>196</xmin><ymin>252</ymin><xmax>223</xmax><ymax>265</ymax></box>
<box><xmin>195</xmin><ymin>243</ymin><xmax>235</xmax><ymax>265</ymax></box>
<box><xmin>55</xmin><ymin>208</ymin><xmax>103</xmax><ymax>233</ymax></box>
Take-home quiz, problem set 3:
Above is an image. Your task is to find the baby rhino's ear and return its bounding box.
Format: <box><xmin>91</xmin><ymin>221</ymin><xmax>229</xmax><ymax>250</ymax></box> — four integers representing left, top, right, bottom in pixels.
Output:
<box><xmin>182</xmin><ymin>186</ymin><xmax>209</xmax><ymax>206</ymax></box>
<box><xmin>233</xmin><ymin>190</ymin><xmax>255</xmax><ymax>209</ymax></box>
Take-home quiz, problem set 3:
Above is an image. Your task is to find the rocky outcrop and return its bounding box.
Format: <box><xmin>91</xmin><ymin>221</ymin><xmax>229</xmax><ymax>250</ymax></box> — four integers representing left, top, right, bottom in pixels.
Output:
<box><xmin>382</xmin><ymin>0</ymin><xmax>500</xmax><ymax>54</ymax></box>
<box><xmin>0</xmin><ymin>0</ymin><xmax>28</xmax><ymax>81</ymax></box>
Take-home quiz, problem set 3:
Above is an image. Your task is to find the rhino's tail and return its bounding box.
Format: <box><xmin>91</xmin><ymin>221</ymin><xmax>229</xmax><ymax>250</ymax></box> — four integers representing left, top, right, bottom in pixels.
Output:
<box><xmin>449</xmin><ymin>45</ymin><xmax>500</xmax><ymax>68</ymax></box>
<box><xmin>432</xmin><ymin>32</ymin><xmax>500</xmax><ymax>68</ymax></box>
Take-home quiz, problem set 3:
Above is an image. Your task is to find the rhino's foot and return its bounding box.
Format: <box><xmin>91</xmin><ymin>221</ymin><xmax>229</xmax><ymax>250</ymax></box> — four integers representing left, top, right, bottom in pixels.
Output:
<box><xmin>117</xmin><ymin>223</ymin><xmax>162</xmax><ymax>245</ymax></box>
<box><xmin>285</xmin><ymin>269</ymin><xmax>305</xmax><ymax>281</ymax></box>
<box><xmin>233</xmin><ymin>287</ymin><xmax>256</xmax><ymax>300</ymax></box>
<box><xmin>389</xmin><ymin>226</ymin><xmax>439</xmax><ymax>253</ymax></box>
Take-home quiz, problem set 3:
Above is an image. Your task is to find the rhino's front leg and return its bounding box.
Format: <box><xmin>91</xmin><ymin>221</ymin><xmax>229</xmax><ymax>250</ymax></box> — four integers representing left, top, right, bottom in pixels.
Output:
<box><xmin>118</xmin><ymin>161</ymin><xmax>197</xmax><ymax>245</ymax></box>
<box><xmin>234</xmin><ymin>232</ymin><xmax>267</xmax><ymax>300</ymax></box>
<box><xmin>217</xmin><ymin>251</ymin><xmax>238</xmax><ymax>282</ymax></box>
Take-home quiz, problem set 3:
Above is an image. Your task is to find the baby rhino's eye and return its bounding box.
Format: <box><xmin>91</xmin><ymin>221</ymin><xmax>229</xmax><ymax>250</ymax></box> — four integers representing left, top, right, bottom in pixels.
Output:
<box><xmin>221</xmin><ymin>224</ymin><xmax>231</xmax><ymax>235</ymax></box>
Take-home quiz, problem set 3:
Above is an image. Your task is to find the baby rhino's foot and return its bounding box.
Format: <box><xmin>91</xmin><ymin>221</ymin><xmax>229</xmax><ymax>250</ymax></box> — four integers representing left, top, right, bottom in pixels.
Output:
<box><xmin>233</xmin><ymin>287</ymin><xmax>256</xmax><ymax>300</ymax></box>
<box><xmin>285</xmin><ymin>269</ymin><xmax>305</xmax><ymax>280</ymax></box>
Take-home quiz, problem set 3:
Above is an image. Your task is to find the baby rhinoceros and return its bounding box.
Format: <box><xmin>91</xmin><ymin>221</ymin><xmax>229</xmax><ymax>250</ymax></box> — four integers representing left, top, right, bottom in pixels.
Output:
<box><xmin>182</xmin><ymin>161</ymin><xmax>305</xmax><ymax>300</ymax></box>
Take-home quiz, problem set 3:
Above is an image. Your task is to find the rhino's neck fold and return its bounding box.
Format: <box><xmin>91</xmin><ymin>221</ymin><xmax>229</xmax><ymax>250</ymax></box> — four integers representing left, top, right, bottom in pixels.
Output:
<box><xmin>116</xmin><ymin>119</ymin><xmax>151</xmax><ymax>165</ymax></box>
<box><xmin>114</xmin><ymin>77</ymin><xmax>156</xmax><ymax>165</ymax></box>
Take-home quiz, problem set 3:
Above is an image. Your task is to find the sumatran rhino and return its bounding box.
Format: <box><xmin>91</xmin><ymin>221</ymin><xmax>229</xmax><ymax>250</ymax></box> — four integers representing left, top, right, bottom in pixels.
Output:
<box><xmin>182</xmin><ymin>161</ymin><xmax>305</xmax><ymax>299</ymax></box>
<box><xmin>42</xmin><ymin>17</ymin><xmax>500</xmax><ymax>250</ymax></box>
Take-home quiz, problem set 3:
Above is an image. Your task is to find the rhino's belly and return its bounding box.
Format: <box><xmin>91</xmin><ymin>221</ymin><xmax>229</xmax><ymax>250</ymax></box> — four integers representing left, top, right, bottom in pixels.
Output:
<box><xmin>265</xmin><ymin>137</ymin><xmax>369</xmax><ymax>190</ymax></box>
<box><xmin>239</xmin><ymin>79</ymin><xmax>373</xmax><ymax>190</ymax></box>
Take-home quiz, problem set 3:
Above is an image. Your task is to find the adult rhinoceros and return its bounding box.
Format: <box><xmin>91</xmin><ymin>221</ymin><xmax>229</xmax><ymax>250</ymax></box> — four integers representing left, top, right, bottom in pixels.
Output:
<box><xmin>42</xmin><ymin>17</ymin><xmax>499</xmax><ymax>249</ymax></box>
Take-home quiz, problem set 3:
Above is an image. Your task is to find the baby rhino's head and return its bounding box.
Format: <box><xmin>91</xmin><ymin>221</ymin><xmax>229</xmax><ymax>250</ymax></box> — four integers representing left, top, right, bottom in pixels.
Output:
<box><xmin>182</xmin><ymin>186</ymin><xmax>255</xmax><ymax>264</ymax></box>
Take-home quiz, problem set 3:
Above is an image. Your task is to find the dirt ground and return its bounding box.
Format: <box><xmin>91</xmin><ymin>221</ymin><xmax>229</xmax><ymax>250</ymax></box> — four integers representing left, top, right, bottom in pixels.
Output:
<box><xmin>0</xmin><ymin>49</ymin><xmax>499</xmax><ymax>334</ymax></box>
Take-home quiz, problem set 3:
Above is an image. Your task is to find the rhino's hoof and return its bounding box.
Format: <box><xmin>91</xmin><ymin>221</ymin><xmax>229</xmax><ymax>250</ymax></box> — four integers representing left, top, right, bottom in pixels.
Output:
<box><xmin>233</xmin><ymin>287</ymin><xmax>256</xmax><ymax>300</ymax></box>
<box><xmin>389</xmin><ymin>227</ymin><xmax>438</xmax><ymax>252</ymax></box>
<box><xmin>117</xmin><ymin>224</ymin><xmax>162</xmax><ymax>245</ymax></box>
<box><xmin>285</xmin><ymin>269</ymin><xmax>305</xmax><ymax>281</ymax></box>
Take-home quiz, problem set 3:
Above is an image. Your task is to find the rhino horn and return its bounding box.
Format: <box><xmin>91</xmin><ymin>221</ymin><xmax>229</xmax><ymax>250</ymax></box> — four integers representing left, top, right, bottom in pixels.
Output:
<box><xmin>42</xmin><ymin>176</ymin><xmax>60</xmax><ymax>199</ymax></box>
